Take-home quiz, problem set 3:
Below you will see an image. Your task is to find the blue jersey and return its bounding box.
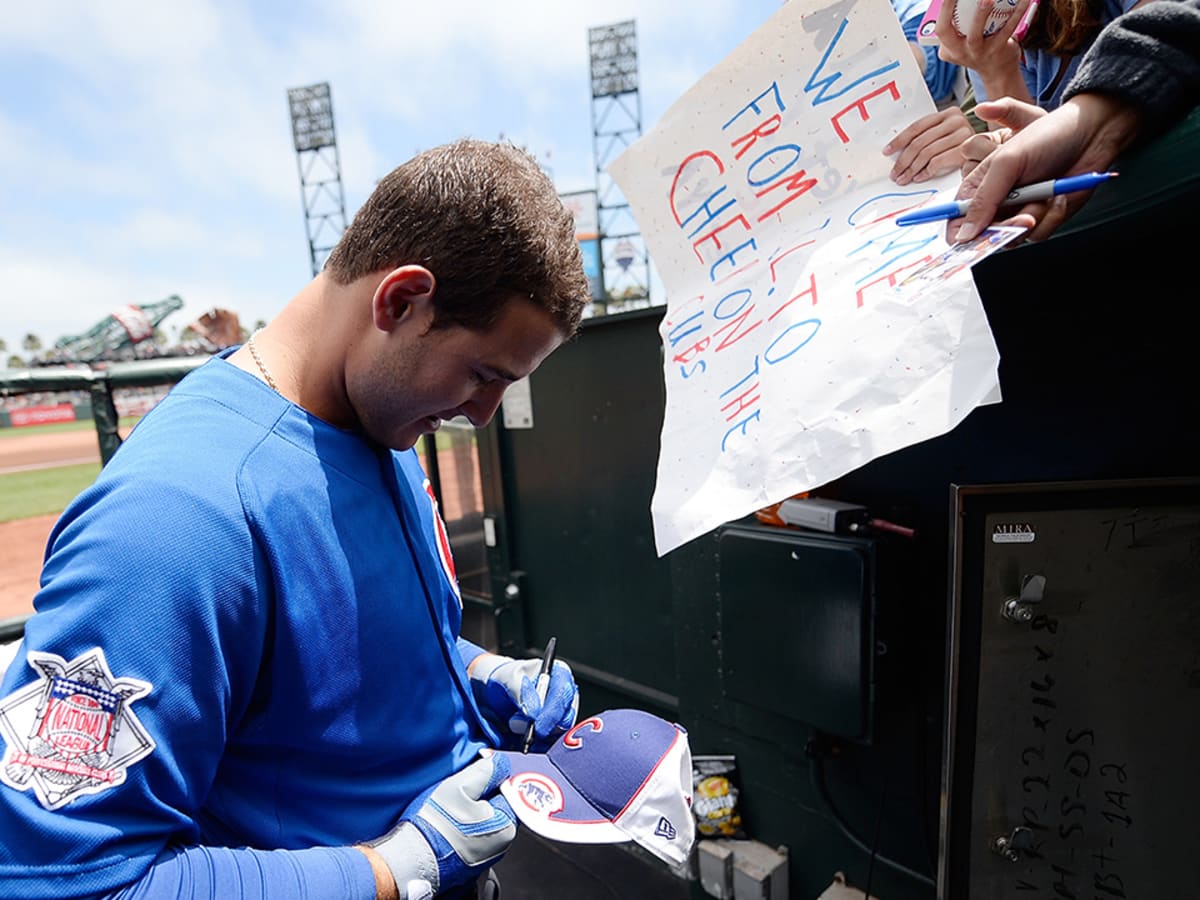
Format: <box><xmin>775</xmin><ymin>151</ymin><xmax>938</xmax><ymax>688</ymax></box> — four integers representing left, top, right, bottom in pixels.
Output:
<box><xmin>969</xmin><ymin>0</ymin><xmax>1140</xmax><ymax>109</ymax></box>
<box><xmin>0</xmin><ymin>355</ymin><xmax>495</xmax><ymax>897</ymax></box>
<box><xmin>892</xmin><ymin>0</ymin><xmax>961</xmax><ymax>104</ymax></box>
<box><xmin>1019</xmin><ymin>0</ymin><xmax>1138</xmax><ymax>108</ymax></box>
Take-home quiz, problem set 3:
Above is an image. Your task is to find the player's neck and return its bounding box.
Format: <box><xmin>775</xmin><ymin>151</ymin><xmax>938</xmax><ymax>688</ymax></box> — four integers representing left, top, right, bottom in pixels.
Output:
<box><xmin>252</xmin><ymin>275</ymin><xmax>362</xmax><ymax>430</ymax></box>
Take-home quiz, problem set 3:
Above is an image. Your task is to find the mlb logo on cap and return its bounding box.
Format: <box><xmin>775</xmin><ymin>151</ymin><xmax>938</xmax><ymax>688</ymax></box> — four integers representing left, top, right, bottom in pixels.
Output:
<box><xmin>496</xmin><ymin>708</ymin><xmax>695</xmax><ymax>867</ymax></box>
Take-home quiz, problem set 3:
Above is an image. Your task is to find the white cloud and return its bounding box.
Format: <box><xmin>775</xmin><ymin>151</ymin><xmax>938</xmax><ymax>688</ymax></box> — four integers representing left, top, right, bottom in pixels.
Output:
<box><xmin>0</xmin><ymin>250</ymin><xmax>185</xmax><ymax>353</ymax></box>
<box><xmin>0</xmin><ymin>1</ymin><xmax>225</xmax><ymax>68</ymax></box>
<box><xmin>0</xmin><ymin>111</ymin><xmax>149</xmax><ymax>202</ymax></box>
<box><xmin>0</xmin><ymin>245</ymin><xmax>296</xmax><ymax>357</ymax></box>
<box><xmin>1</xmin><ymin>0</ymin><xmax>785</xmax><ymax>359</ymax></box>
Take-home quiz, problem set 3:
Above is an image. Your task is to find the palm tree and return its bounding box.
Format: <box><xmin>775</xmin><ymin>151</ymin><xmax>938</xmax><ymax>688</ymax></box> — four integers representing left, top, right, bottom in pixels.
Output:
<box><xmin>22</xmin><ymin>334</ymin><xmax>42</xmax><ymax>353</ymax></box>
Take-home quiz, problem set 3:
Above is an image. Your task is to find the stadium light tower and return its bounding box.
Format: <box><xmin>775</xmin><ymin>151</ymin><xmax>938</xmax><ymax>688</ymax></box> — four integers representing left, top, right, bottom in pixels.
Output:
<box><xmin>287</xmin><ymin>83</ymin><xmax>348</xmax><ymax>277</ymax></box>
<box><xmin>588</xmin><ymin>20</ymin><xmax>650</xmax><ymax>313</ymax></box>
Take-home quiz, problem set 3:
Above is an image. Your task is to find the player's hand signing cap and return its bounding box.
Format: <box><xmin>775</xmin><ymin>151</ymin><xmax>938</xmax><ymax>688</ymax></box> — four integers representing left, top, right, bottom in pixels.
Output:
<box><xmin>469</xmin><ymin>653</ymin><xmax>579</xmax><ymax>752</ymax></box>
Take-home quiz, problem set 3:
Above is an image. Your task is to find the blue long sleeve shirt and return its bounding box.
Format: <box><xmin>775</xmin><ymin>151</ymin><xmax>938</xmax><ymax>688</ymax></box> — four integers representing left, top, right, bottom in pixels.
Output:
<box><xmin>0</xmin><ymin>354</ymin><xmax>496</xmax><ymax>898</ymax></box>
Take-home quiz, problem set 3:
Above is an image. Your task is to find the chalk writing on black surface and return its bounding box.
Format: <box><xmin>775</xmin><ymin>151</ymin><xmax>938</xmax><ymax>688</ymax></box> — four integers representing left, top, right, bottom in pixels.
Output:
<box><xmin>1011</xmin><ymin>612</ymin><xmax>1135</xmax><ymax>896</ymax></box>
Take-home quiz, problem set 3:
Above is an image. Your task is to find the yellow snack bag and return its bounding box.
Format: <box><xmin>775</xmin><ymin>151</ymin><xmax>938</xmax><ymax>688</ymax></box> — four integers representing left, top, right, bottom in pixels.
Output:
<box><xmin>691</xmin><ymin>755</ymin><xmax>747</xmax><ymax>839</ymax></box>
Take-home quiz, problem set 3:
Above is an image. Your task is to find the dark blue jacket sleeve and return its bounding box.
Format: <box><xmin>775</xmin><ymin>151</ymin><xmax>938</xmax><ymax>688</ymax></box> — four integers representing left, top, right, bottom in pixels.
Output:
<box><xmin>1064</xmin><ymin>0</ymin><xmax>1200</xmax><ymax>137</ymax></box>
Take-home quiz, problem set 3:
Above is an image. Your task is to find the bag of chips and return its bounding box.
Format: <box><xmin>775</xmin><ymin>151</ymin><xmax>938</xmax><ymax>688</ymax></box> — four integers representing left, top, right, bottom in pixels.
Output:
<box><xmin>691</xmin><ymin>754</ymin><xmax>748</xmax><ymax>839</ymax></box>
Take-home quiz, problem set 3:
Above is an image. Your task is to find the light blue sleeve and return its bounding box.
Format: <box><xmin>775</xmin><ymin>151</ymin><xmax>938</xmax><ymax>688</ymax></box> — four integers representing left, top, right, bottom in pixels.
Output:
<box><xmin>918</xmin><ymin>44</ymin><xmax>960</xmax><ymax>103</ymax></box>
<box><xmin>457</xmin><ymin>637</ymin><xmax>489</xmax><ymax>671</ymax></box>
<box><xmin>106</xmin><ymin>846</ymin><xmax>375</xmax><ymax>900</ymax></box>
<box><xmin>967</xmin><ymin>68</ymin><xmax>989</xmax><ymax>102</ymax></box>
<box><xmin>892</xmin><ymin>0</ymin><xmax>960</xmax><ymax>103</ymax></box>
<box><xmin>1021</xmin><ymin>0</ymin><xmax>1143</xmax><ymax>109</ymax></box>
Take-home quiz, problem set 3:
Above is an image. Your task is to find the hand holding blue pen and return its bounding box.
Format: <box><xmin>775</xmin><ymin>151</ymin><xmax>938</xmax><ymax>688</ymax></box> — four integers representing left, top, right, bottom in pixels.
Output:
<box><xmin>522</xmin><ymin>637</ymin><xmax>557</xmax><ymax>753</ymax></box>
<box><xmin>895</xmin><ymin>172</ymin><xmax>1118</xmax><ymax>226</ymax></box>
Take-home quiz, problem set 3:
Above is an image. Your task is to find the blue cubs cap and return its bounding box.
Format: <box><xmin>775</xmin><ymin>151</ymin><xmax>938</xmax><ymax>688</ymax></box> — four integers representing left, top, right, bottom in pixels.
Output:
<box><xmin>495</xmin><ymin>708</ymin><xmax>695</xmax><ymax>867</ymax></box>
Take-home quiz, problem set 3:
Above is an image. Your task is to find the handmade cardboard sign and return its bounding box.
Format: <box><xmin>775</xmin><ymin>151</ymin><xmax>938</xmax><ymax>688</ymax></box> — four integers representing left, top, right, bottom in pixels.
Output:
<box><xmin>608</xmin><ymin>0</ymin><xmax>1004</xmax><ymax>556</ymax></box>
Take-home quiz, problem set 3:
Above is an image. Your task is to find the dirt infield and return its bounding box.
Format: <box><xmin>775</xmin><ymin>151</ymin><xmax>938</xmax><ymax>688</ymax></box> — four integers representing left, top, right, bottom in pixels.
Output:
<box><xmin>0</xmin><ymin>429</ymin><xmax>102</xmax><ymax>620</ymax></box>
<box><xmin>0</xmin><ymin>426</ymin><xmax>100</xmax><ymax>474</ymax></box>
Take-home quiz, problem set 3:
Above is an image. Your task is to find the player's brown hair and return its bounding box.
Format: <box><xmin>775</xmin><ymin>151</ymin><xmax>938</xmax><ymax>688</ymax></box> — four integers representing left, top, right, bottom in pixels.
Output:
<box><xmin>325</xmin><ymin>139</ymin><xmax>590</xmax><ymax>337</ymax></box>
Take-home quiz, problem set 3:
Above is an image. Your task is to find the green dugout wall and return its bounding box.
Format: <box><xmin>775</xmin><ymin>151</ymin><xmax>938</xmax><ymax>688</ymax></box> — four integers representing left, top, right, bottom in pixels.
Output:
<box><xmin>456</xmin><ymin>109</ymin><xmax>1200</xmax><ymax>899</ymax></box>
<box><xmin>464</xmin><ymin>304</ymin><xmax>933</xmax><ymax>899</ymax></box>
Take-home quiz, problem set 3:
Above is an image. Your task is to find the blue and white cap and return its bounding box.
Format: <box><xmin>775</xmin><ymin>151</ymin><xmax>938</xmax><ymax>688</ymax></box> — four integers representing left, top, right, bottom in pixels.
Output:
<box><xmin>495</xmin><ymin>708</ymin><xmax>695</xmax><ymax>866</ymax></box>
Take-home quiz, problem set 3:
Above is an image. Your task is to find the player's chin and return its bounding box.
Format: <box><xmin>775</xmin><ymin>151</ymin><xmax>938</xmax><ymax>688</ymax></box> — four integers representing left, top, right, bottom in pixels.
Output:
<box><xmin>386</xmin><ymin>428</ymin><xmax>422</xmax><ymax>452</ymax></box>
<box><xmin>392</xmin><ymin>417</ymin><xmax>442</xmax><ymax>450</ymax></box>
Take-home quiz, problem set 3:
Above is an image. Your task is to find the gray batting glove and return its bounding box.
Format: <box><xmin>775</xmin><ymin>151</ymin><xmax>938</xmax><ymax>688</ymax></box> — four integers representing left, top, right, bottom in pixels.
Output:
<box><xmin>470</xmin><ymin>654</ymin><xmax>579</xmax><ymax>751</ymax></box>
<box><xmin>369</xmin><ymin>754</ymin><xmax>516</xmax><ymax>898</ymax></box>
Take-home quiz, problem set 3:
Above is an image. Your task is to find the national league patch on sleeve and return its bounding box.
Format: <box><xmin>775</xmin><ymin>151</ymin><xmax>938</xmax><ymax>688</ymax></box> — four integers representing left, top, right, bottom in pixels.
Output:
<box><xmin>0</xmin><ymin>648</ymin><xmax>155</xmax><ymax>810</ymax></box>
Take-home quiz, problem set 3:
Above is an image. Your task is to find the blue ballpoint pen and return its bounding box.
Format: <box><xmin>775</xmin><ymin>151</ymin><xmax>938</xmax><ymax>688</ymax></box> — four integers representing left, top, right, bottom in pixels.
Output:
<box><xmin>895</xmin><ymin>171</ymin><xmax>1118</xmax><ymax>226</ymax></box>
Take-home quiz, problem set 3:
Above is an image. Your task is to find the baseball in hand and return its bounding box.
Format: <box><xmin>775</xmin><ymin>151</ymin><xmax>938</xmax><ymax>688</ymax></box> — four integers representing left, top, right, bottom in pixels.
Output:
<box><xmin>953</xmin><ymin>0</ymin><xmax>1020</xmax><ymax>36</ymax></box>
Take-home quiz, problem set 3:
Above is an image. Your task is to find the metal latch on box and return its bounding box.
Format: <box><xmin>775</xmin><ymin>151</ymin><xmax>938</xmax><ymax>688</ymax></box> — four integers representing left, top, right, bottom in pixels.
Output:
<box><xmin>989</xmin><ymin>825</ymin><xmax>1035</xmax><ymax>861</ymax></box>
<box><xmin>1002</xmin><ymin>573</ymin><xmax>1046</xmax><ymax>624</ymax></box>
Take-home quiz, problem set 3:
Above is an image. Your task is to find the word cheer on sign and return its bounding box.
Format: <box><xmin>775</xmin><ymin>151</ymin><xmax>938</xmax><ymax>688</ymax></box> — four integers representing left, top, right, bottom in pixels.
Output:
<box><xmin>609</xmin><ymin>0</ymin><xmax>1003</xmax><ymax>556</ymax></box>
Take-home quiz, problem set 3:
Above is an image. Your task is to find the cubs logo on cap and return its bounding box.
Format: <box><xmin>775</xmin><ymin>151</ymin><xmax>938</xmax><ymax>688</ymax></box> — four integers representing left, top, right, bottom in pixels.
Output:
<box><xmin>495</xmin><ymin>708</ymin><xmax>695</xmax><ymax>867</ymax></box>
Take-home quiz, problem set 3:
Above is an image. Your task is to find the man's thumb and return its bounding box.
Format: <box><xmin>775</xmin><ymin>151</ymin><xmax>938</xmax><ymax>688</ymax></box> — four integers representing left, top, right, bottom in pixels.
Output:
<box><xmin>974</xmin><ymin>98</ymin><xmax>1046</xmax><ymax>132</ymax></box>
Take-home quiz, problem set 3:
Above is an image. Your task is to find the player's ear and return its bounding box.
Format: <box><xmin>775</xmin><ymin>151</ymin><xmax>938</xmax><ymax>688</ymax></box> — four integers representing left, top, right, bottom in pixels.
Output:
<box><xmin>372</xmin><ymin>266</ymin><xmax>436</xmax><ymax>332</ymax></box>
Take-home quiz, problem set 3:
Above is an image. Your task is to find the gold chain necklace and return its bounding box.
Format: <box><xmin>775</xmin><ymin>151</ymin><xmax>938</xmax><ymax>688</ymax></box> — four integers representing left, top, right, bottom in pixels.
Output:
<box><xmin>246</xmin><ymin>330</ymin><xmax>279</xmax><ymax>393</ymax></box>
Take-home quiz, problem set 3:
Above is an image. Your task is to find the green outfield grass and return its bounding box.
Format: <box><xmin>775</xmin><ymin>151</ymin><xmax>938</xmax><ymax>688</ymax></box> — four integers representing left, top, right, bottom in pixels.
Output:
<box><xmin>0</xmin><ymin>463</ymin><xmax>101</xmax><ymax>523</ymax></box>
<box><xmin>0</xmin><ymin>418</ymin><xmax>141</xmax><ymax>522</ymax></box>
<box><xmin>0</xmin><ymin>419</ymin><xmax>92</xmax><ymax>439</ymax></box>
<box><xmin>0</xmin><ymin>417</ymin><xmax>142</xmax><ymax>439</ymax></box>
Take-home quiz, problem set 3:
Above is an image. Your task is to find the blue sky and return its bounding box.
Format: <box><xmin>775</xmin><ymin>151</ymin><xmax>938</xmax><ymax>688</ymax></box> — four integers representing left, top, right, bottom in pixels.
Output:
<box><xmin>0</xmin><ymin>0</ymin><xmax>786</xmax><ymax>358</ymax></box>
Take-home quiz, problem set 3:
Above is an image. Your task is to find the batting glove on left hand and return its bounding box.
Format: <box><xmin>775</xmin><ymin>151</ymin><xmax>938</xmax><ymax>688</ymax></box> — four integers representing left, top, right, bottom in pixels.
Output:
<box><xmin>368</xmin><ymin>754</ymin><xmax>516</xmax><ymax>899</ymax></box>
<box><xmin>469</xmin><ymin>653</ymin><xmax>579</xmax><ymax>752</ymax></box>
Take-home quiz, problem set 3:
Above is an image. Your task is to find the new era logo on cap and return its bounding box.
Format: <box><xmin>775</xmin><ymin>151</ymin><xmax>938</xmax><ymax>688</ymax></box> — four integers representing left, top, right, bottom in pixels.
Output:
<box><xmin>496</xmin><ymin>708</ymin><xmax>695</xmax><ymax>867</ymax></box>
